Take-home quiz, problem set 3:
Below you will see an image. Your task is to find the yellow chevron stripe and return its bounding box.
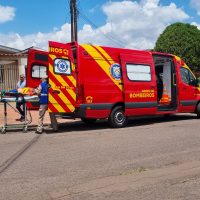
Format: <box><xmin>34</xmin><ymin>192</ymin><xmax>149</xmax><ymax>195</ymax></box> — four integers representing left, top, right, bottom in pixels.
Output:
<box><xmin>49</xmin><ymin>75</ymin><xmax>75</xmax><ymax>112</ymax></box>
<box><xmin>49</xmin><ymin>92</ymin><xmax>75</xmax><ymax>112</ymax></box>
<box><xmin>81</xmin><ymin>44</ymin><xmax>123</xmax><ymax>91</ymax></box>
<box><xmin>49</xmin><ymin>54</ymin><xmax>57</xmax><ymax>61</ymax></box>
<box><xmin>62</xmin><ymin>56</ymin><xmax>76</xmax><ymax>86</ymax></box>
<box><xmin>49</xmin><ymin>94</ymin><xmax>66</xmax><ymax>112</ymax></box>
<box><xmin>49</xmin><ymin>53</ymin><xmax>76</xmax><ymax>112</ymax></box>
<box><xmin>95</xmin><ymin>46</ymin><xmax>114</xmax><ymax>64</ymax></box>
<box><xmin>48</xmin><ymin>61</ymin><xmax>76</xmax><ymax>101</ymax></box>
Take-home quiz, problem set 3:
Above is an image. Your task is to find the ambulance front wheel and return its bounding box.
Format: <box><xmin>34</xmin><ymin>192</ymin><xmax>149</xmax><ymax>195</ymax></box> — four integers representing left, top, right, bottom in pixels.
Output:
<box><xmin>108</xmin><ymin>106</ymin><xmax>127</xmax><ymax>128</ymax></box>
<box><xmin>197</xmin><ymin>103</ymin><xmax>200</xmax><ymax>118</ymax></box>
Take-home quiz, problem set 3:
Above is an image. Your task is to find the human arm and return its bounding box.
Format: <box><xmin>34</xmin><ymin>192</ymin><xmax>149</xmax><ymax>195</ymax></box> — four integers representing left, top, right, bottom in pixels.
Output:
<box><xmin>34</xmin><ymin>84</ymin><xmax>42</xmax><ymax>95</ymax></box>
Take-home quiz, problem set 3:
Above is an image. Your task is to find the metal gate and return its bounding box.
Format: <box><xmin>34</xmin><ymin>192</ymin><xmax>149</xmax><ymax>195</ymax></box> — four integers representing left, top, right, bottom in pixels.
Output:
<box><xmin>0</xmin><ymin>64</ymin><xmax>19</xmax><ymax>91</ymax></box>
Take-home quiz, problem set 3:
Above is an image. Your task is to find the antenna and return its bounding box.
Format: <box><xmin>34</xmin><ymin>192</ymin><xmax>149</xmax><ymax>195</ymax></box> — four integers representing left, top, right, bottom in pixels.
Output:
<box><xmin>70</xmin><ymin>0</ymin><xmax>78</xmax><ymax>42</ymax></box>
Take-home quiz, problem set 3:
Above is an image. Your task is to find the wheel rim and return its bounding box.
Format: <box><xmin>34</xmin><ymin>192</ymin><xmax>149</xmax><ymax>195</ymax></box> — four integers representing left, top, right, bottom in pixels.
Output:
<box><xmin>114</xmin><ymin>111</ymin><xmax>125</xmax><ymax>124</ymax></box>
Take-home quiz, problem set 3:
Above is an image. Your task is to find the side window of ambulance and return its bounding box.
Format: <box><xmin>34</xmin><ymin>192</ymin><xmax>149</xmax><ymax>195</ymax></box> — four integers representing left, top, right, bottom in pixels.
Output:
<box><xmin>180</xmin><ymin>67</ymin><xmax>195</xmax><ymax>85</ymax></box>
<box><xmin>32</xmin><ymin>65</ymin><xmax>47</xmax><ymax>78</ymax></box>
<box><xmin>126</xmin><ymin>64</ymin><xmax>151</xmax><ymax>81</ymax></box>
<box><xmin>54</xmin><ymin>58</ymin><xmax>71</xmax><ymax>75</ymax></box>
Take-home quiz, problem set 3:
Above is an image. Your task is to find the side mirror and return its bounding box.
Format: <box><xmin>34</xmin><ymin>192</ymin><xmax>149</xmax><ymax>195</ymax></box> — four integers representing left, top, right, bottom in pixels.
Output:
<box><xmin>190</xmin><ymin>79</ymin><xmax>199</xmax><ymax>87</ymax></box>
<box><xmin>189</xmin><ymin>79</ymin><xmax>197</xmax><ymax>86</ymax></box>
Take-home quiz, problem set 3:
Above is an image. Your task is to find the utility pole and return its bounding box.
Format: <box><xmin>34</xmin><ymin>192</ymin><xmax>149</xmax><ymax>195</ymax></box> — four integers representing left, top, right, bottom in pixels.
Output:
<box><xmin>70</xmin><ymin>0</ymin><xmax>78</xmax><ymax>42</ymax></box>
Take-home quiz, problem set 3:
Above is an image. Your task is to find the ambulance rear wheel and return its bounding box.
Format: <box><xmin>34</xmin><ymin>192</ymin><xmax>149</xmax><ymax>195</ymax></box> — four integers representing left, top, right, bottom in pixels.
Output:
<box><xmin>108</xmin><ymin>106</ymin><xmax>127</xmax><ymax>128</ymax></box>
<box><xmin>81</xmin><ymin>118</ymin><xmax>97</xmax><ymax>125</ymax></box>
<box><xmin>197</xmin><ymin>103</ymin><xmax>200</xmax><ymax>119</ymax></box>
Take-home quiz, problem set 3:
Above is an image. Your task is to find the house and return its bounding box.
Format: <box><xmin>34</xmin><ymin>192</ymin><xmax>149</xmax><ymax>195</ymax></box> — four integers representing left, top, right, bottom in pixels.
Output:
<box><xmin>0</xmin><ymin>45</ymin><xmax>28</xmax><ymax>90</ymax></box>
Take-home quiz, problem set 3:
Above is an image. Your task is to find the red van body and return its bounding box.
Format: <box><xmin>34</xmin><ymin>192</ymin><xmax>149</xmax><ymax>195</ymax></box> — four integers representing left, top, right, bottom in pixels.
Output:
<box><xmin>27</xmin><ymin>42</ymin><xmax>200</xmax><ymax>127</ymax></box>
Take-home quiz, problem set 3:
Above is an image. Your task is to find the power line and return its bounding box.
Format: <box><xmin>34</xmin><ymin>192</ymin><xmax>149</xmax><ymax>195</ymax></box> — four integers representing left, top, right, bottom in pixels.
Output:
<box><xmin>77</xmin><ymin>4</ymin><xmax>125</xmax><ymax>47</ymax></box>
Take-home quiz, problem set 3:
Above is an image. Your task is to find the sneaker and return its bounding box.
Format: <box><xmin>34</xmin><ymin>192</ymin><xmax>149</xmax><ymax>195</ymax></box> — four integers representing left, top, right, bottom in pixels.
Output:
<box><xmin>35</xmin><ymin>130</ymin><xmax>42</xmax><ymax>134</ymax></box>
<box><xmin>16</xmin><ymin>116</ymin><xmax>25</xmax><ymax>121</ymax></box>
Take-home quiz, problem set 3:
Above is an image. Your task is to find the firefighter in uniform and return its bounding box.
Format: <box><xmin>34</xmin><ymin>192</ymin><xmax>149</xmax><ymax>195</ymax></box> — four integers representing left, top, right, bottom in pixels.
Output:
<box><xmin>35</xmin><ymin>75</ymin><xmax>58</xmax><ymax>134</ymax></box>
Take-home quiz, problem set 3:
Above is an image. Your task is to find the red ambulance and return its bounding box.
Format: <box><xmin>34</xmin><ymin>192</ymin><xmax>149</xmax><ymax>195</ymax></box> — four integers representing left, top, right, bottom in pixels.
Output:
<box><xmin>27</xmin><ymin>42</ymin><xmax>200</xmax><ymax>127</ymax></box>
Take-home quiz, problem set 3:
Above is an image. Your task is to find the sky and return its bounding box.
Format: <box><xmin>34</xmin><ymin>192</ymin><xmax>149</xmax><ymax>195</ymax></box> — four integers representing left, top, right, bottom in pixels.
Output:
<box><xmin>0</xmin><ymin>0</ymin><xmax>200</xmax><ymax>50</ymax></box>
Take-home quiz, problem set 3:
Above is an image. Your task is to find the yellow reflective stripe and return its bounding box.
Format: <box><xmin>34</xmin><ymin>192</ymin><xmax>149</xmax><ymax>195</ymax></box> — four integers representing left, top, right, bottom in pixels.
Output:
<box><xmin>49</xmin><ymin>54</ymin><xmax>56</xmax><ymax>61</ymax></box>
<box><xmin>62</xmin><ymin>56</ymin><xmax>76</xmax><ymax>87</ymax></box>
<box><xmin>95</xmin><ymin>46</ymin><xmax>114</xmax><ymax>64</ymax></box>
<box><xmin>49</xmin><ymin>77</ymin><xmax>75</xmax><ymax>112</ymax></box>
<box><xmin>81</xmin><ymin>44</ymin><xmax>123</xmax><ymax>91</ymax></box>
<box><xmin>49</xmin><ymin>94</ymin><xmax>65</xmax><ymax>112</ymax></box>
<box><xmin>49</xmin><ymin>62</ymin><xmax>76</xmax><ymax>101</ymax></box>
<box><xmin>48</xmin><ymin>108</ymin><xmax>52</xmax><ymax>112</ymax></box>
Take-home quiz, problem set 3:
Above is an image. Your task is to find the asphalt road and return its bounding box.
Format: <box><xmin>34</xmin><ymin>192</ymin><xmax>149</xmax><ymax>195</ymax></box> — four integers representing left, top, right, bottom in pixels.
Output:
<box><xmin>0</xmin><ymin>114</ymin><xmax>200</xmax><ymax>200</ymax></box>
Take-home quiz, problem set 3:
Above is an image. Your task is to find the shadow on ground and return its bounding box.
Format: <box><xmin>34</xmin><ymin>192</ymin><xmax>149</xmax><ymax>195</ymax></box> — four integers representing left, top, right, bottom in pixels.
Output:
<box><xmin>1</xmin><ymin>114</ymin><xmax>197</xmax><ymax>134</ymax></box>
<box><xmin>46</xmin><ymin>114</ymin><xmax>198</xmax><ymax>134</ymax></box>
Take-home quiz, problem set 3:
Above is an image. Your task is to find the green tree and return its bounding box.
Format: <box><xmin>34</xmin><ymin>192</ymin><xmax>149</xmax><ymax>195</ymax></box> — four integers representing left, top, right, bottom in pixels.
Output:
<box><xmin>154</xmin><ymin>22</ymin><xmax>200</xmax><ymax>71</ymax></box>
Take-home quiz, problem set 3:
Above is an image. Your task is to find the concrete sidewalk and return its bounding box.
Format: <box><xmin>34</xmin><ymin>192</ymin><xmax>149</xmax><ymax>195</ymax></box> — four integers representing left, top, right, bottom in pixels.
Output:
<box><xmin>0</xmin><ymin>102</ymin><xmax>50</xmax><ymax>126</ymax></box>
<box><xmin>0</xmin><ymin>102</ymin><xmax>75</xmax><ymax>130</ymax></box>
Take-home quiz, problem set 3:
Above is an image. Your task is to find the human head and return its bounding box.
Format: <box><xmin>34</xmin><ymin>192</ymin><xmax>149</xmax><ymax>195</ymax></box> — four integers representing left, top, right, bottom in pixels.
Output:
<box><xmin>41</xmin><ymin>75</ymin><xmax>48</xmax><ymax>82</ymax></box>
<box><xmin>20</xmin><ymin>74</ymin><xmax>25</xmax><ymax>81</ymax></box>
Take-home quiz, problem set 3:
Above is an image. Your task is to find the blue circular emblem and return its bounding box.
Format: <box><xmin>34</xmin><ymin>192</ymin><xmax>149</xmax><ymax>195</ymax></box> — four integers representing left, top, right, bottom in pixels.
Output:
<box><xmin>110</xmin><ymin>63</ymin><xmax>121</xmax><ymax>80</ymax></box>
<box><xmin>56</xmin><ymin>60</ymin><xmax>68</xmax><ymax>73</ymax></box>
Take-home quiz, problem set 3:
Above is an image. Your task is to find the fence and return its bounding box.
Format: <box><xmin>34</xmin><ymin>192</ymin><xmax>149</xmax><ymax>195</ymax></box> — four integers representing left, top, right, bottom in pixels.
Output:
<box><xmin>0</xmin><ymin>64</ymin><xmax>19</xmax><ymax>91</ymax></box>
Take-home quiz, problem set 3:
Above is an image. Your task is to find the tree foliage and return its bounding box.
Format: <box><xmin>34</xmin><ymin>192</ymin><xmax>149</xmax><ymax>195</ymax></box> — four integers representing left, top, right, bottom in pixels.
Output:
<box><xmin>154</xmin><ymin>22</ymin><xmax>200</xmax><ymax>71</ymax></box>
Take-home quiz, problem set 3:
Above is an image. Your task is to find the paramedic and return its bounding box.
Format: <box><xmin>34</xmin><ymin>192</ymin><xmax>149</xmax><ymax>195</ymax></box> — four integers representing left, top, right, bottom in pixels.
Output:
<box><xmin>16</xmin><ymin>74</ymin><xmax>26</xmax><ymax>121</ymax></box>
<box><xmin>35</xmin><ymin>75</ymin><xmax>58</xmax><ymax>134</ymax></box>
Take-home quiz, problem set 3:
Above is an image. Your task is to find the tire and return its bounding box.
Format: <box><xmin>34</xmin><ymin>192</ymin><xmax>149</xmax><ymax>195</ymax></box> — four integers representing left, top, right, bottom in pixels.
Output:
<box><xmin>197</xmin><ymin>103</ymin><xmax>200</xmax><ymax>119</ymax></box>
<box><xmin>108</xmin><ymin>106</ymin><xmax>127</xmax><ymax>128</ymax></box>
<box><xmin>81</xmin><ymin>118</ymin><xmax>97</xmax><ymax>125</ymax></box>
<box><xmin>163</xmin><ymin>114</ymin><xmax>171</xmax><ymax>118</ymax></box>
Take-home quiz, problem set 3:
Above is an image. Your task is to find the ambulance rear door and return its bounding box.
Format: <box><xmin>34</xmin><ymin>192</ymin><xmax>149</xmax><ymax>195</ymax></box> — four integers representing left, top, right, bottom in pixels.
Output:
<box><xmin>48</xmin><ymin>42</ymin><xmax>77</xmax><ymax>114</ymax></box>
<box><xmin>120</xmin><ymin>52</ymin><xmax>157</xmax><ymax>116</ymax></box>
<box><xmin>26</xmin><ymin>48</ymin><xmax>48</xmax><ymax>109</ymax></box>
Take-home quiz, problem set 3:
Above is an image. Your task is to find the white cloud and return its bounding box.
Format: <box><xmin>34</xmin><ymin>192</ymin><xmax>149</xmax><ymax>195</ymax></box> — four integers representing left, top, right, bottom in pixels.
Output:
<box><xmin>0</xmin><ymin>24</ymin><xmax>71</xmax><ymax>50</ymax></box>
<box><xmin>97</xmin><ymin>0</ymin><xmax>189</xmax><ymax>49</ymax></box>
<box><xmin>0</xmin><ymin>5</ymin><xmax>15</xmax><ymax>23</ymax></box>
<box><xmin>190</xmin><ymin>0</ymin><xmax>200</xmax><ymax>15</ymax></box>
<box><xmin>0</xmin><ymin>0</ymin><xmax>189</xmax><ymax>50</ymax></box>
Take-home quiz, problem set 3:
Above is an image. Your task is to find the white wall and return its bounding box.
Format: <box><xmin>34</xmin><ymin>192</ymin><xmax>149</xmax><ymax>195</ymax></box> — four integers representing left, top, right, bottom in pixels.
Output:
<box><xmin>18</xmin><ymin>57</ymin><xmax>27</xmax><ymax>75</ymax></box>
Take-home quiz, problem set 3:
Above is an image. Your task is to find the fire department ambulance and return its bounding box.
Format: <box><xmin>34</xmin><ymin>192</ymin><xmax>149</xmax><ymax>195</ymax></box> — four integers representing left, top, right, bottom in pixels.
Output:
<box><xmin>27</xmin><ymin>42</ymin><xmax>200</xmax><ymax>128</ymax></box>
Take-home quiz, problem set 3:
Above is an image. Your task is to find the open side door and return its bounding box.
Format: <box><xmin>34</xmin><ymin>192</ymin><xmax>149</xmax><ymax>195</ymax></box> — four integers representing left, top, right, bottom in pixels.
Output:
<box><xmin>120</xmin><ymin>52</ymin><xmax>157</xmax><ymax>116</ymax></box>
<box><xmin>26</xmin><ymin>48</ymin><xmax>48</xmax><ymax>109</ymax></box>
<box><xmin>48</xmin><ymin>42</ymin><xmax>77</xmax><ymax>113</ymax></box>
